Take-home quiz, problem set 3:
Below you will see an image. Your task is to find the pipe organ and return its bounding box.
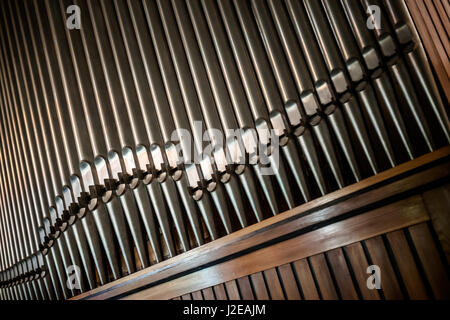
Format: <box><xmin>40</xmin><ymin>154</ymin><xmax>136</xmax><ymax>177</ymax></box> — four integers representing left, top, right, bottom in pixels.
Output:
<box><xmin>0</xmin><ymin>0</ymin><xmax>449</xmax><ymax>300</ymax></box>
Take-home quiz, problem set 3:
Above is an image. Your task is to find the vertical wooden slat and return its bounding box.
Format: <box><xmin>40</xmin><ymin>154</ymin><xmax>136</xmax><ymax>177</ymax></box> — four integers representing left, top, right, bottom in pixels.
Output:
<box><xmin>277</xmin><ymin>264</ymin><xmax>301</xmax><ymax>300</ymax></box>
<box><xmin>405</xmin><ymin>0</ymin><xmax>450</xmax><ymax>103</ymax></box>
<box><xmin>424</xmin><ymin>0</ymin><xmax>450</xmax><ymax>54</ymax></box>
<box><xmin>250</xmin><ymin>272</ymin><xmax>270</xmax><ymax>300</ymax></box>
<box><xmin>443</xmin><ymin>0</ymin><xmax>450</xmax><ymax>19</ymax></box>
<box><xmin>225</xmin><ymin>280</ymin><xmax>240</xmax><ymax>300</ymax></box>
<box><xmin>202</xmin><ymin>287</ymin><xmax>215</xmax><ymax>300</ymax></box>
<box><xmin>327</xmin><ymin>248</ymin><xmax>358</xmax><ymax>300</ymax></box>
<box><xmin>364</xmin><ymin>236</ymin><xmax>403</xmax><ymax>299</ymax></box>
<box><xmin>309</xmin><ymin>254</ymin><xmax>338</xmax><ymax>300</ymax></box>
<box><xmin>432</xmin><ymin>0</ymin><xmax>450</xmax><ymax>32</ymax></box>
<box><xmin>292</xmin><ymin>259</ymin><xmax>319</xmax><ymax>300</ymax></box>
<box><xmin>422</xmin><ymin>184</ymin><xmax>450</xmax><ymax>263</ymax></box>
<box><xmin>345</xmin><ymin>243</ymin><xmax>381</xmax><ymax>300</ymax></box>
<box><xmin>213</xmin><ymin>284</ymin><xmax>228</xmax><ymax>300</ymax></box>
<box><xmin>414</xmin><ymin>0</ymin><xmax>450</xmax><ymax>77</ymax></box>
<box><xmin>386</xmin><ymin>230</ymin><xmax>428</xmax><ymax>299</ymax></box>
<box><xmin>409</xmin><ymin>223</ymin><xmax>450</xmax><ymax>299</ymax></box>
<box><xmin>263</xmin><ymin>268</ymin><xmax>285</xmax><ymax>300</ymax></box>
<box><xmin>237</xmin><ymin>276</ymin><xmax>254</xmax><ymax>300</ymax></box>
<box><xmin>425</xmin><ymin>0</ymin><xmax>450</xmax><ymax>52</ymax></box>
<box><xmin>191</xmin><ymin>290</ymin><xmax>203</xmax><ymax>300</ymax></box>
<box><xmin>181</xmin><ymin>293</ymin><xmax>192</xmax><ymax>300</ymax></box>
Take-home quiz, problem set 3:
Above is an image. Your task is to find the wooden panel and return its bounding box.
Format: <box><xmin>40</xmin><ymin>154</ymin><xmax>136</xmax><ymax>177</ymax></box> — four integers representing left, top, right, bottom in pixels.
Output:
<box><xmin>327</xmin><ymin>248</ymin><xmax>358</xmax><ymax>300</ymax></box>
<box><xmin>236</xmin><ymin>277</ymin><xmax>254</xmax><ymax>300</ymax></box>
<box><xmin>72</xmin><ymin>148</ymin><xmax>448</xmax><ymax>300</ymax></box>
<box><xmin>250</xmin><ymin>272</ymin><xmax>269</xmax><ymax>300</ymax></box>
<box><xmin>292</xmin><ymin>259</ymin><xmax>319</xmax><ymax>300</ymax></box>
<box><xmin>263</xmin><ymin>268</ymin><xmax>285</xmax><ymax>300</ymax></box>
<box><xmin>422</xmin><ymin>184</ymin><xmax>450</xmax><ymax>263</ymax></box>
<box><xmin>386</xmin><ymin>230</ymin><xmax>428</xmax><ymax>299</ymax></box>
<box><xmin>408</xmin><ymin>223</ymin><xmax>450</xmax><ymax>299</ymax></box>
<box><xmin>224</xmin><ymin>280</ymin><xmax>240</xmax><ymax>300</ymax></box>
<box><xmin>364</xmin><ymin>236</ymin><xmax>403</xmax><ymax>299</ymax></box>
<box><xmin>444</xmin><ymin>0</ymin><xmax>450</xmax><ymax>18</ymax></box>
<box><xmin>122</xmin><ymin>195</ymin><xmax>429</xmax><ymax>299</ymax></box>
<box><xmin>406</xmin><ymin>0</ymin><xmax>450</xmax><ymax>103</ymax></box>
<box><xmin>277</xmin><ymin>264</ymin><xmax>301</xmax><ymax>300</ymax></box>
<box><xmin>191</xmin><ymin>291</ymin><xmax>203</xmax><ymax>300</ymax></box>
<box><xmin>213</xmin><ymin>284</ymin><xmax>228</xmax><ymax>300</ymax></box>
<box><xmin>309</xmin><ymin>254</ymin><xmax>338</xmax><ymax>300</ymax></box>
<box><xmin>202</xmin><ymin>287</ymin><xmax>215</xmax><ymax>300</ymax></box>
<box><xmin>432</xmin><ymin>0</ymin><xmax>450</xmax><ymax>32</ymax></box>
<box><xmin>181</xmin><ymin>293</ymin><xmax>191</xmax><ymax>300</ymax></box>
<box><xmin>345</xmin><ymin>243</ymin><xmax>380</xmax><ymax>300</ymax></box>
<box><xmin>424</xmin><ymin>0</ymin><xmax>450</xmax><ymax>55</ymax></box>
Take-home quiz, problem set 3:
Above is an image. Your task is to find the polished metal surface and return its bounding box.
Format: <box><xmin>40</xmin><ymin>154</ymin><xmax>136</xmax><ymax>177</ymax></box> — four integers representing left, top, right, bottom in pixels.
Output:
<box><xmin>0</xmin><ymin>0</ymin><xmax>448</xmax><ymax>300</ymax></box>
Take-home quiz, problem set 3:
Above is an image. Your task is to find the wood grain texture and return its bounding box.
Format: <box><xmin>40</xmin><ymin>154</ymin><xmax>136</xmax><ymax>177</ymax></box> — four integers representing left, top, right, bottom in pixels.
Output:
<box><xmin>364</xmin><ymin>236</ymin><xmax>403</xmax><ymax>299</ymax></box>
<box><xmin>213</xmin><ymin>284</ymin><xmax>228</xmax><ymax>300</ymax></box>
<box><xmin>422</xmin><ymin>184</ymin><xmax>450</xmax><ymax>263</ymax></box>
<box><xmin>292</xmin><ymin>259</ymin><xmax>319</xmax><ymax>300</ymax></box>
<box><xmin>408</xmin><ymin>223</ymin><xmax>450</xmax><ymax>299</ymax></box>
<box><xmin>277</xmin><ymin>264</ymin><xmax>301</xmax><ymax>300</ymax></box>
<box><xmin>406</xmin><ymin>0</ymin><xmax>450</xmax><ymax>103</ymax></box>
<box><xmin>181</xmin><ymin>293</ymin><xmax>191</xmax><ymax>300</ymax></box>
<box><xmin>309</xmin><ymin>254</ymin><xmax>338</xmax><ymax>300</ymax></box>
<box><xmin>191</xmin><ymin>291</ymin><xmax>203</xmax><ymax>300</ymax></box>
<box><xmin>202</xmin><ymin>287</ymin><xmax>215</xmax><ymax>300</ymax></box>
<box><xmin>263</xmin><ymin>268</ymin><xmax>285</xmax><ymax>300</ymax></box>
<box><xmin>327</xmin><ymin>248</ymin><xmax>358</xmax><ymax>300</ymax></box>
<box><xmin>386</xmin><ymin>230</ymin><xmax>428</xmax><ymax>299</ymax></box>
<box><xmin>224</xmin><ymin>280</ymin><xmax>240</xmax><ymax>300</ymax></box>
<box><xmin>236</xmin><ymin>277</ymin><xmax>254</xmax><ymax>300</ymax></box>
<box><xmin>250</xmin><ymin>272</ymin><xmax>269</xmax><ymax>300</ymax></box>
<box><xmin>345</xmin><ymin>243</ymin><xmax>380</xmax><ymax>300</ymax></box>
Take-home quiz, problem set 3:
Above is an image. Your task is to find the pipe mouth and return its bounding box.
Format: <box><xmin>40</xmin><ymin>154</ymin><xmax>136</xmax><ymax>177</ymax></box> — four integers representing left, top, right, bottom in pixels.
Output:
<box><xmin>234</xmin><ymin>164</ymin><xmax>246</xmax><ymax>175</ymax></box>
<box><xmin>219</xmin><ymin>172</ymin><xmax>232</xmax><ymax>184</ymax></box>
<box><xmin>363</xmin><ymin>47</ymin><xmax>381</xmax><ymax>71</ymax></box>
<box><xmin>378</xmin><ymin>34</ymin><xmax>396</xmax><ymax>58</ymax></box>
<box><xmin>156</xmin><ymin>171</ymin><xmax>168</xmax><ymax>183</ymax></box>
<box><xmin>309</xmin><ymin>114</ymin><xmax>323</xmax><ymax>126</ymax></box>
<box><xmin>315</xmin><ymin>80</ymin><xmax>333</xmax><ymax>106</ymax></box>
<box><xmin>338</xmin><ymin>92</ymin><xmax>352</xmax><ymax>104</ymax></box>
<box><xmin>355</xmin><ymin>80</ymin><xmax>369</xmax><ymax>92</ymax></box>
<box><xmin>395</xmin><ymin>23</ymin><xmax>413</xmax><ymax>45</ymax></box>
<box><xmin>370</xmin><ymin>68</ymin><xmax>384</xmax><ymax>80</ymax></box>
<box><xmin>323</xmin><ymin>104</ymin><xmax>337</xmax><ymax>116</ymax></box>
<box><xmin>206</xmin><ymin>180</ymin><xmax>217</xmax><ymax>193</ymax></box>
<box><xmin>116</xmin><ymin>184</ymin><xmax>127</xmax><ymax>196</ymax></box>
<box><xmin>346</xmin><ymin>58</ymin><xmax>364</xmax><ymax>83</ymax></box>
<box><xmin>330</xmin><ymin>69</ymin><xmax>349</xmax><ymax>94</ymax></box>
<box><xmin>87</xmin><ymin>198</ymin><xmax>98</xmax><ymax>212</ymax></box>
<box><xmin>191</xmin><ymin>189</ymin><xmax>203</xmax><ymax>201</ymax></box>
<box><xmin>170</xmin><ymin>169</ymin><xmax>183</xmax><ymax>182</ymax></box>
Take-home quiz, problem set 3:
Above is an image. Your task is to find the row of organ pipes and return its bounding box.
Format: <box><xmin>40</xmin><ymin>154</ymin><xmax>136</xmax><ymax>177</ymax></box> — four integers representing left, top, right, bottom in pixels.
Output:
<box><xmin>0</xmin><ymin>0</ymin><xmax>448</xmax><ymax>300</ymax></box>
